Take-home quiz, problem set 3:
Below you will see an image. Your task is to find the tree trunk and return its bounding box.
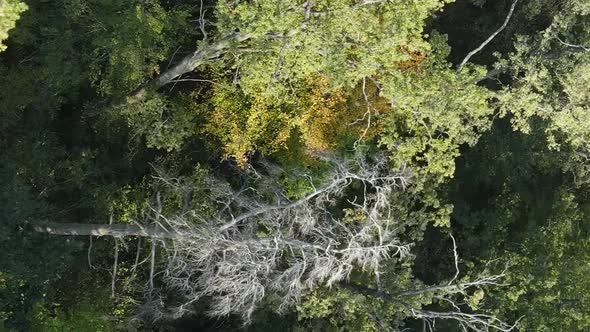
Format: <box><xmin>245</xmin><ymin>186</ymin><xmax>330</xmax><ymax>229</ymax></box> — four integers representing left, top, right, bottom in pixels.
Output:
<box><xmin>27</xmin><ymin>221</ymin><xmax>178</xmax><ymax>239</ymax></box>
<box><xmin>121</xmin><ymin>32</ymin><xmax>251</xmax><ymax>106</ymax></box>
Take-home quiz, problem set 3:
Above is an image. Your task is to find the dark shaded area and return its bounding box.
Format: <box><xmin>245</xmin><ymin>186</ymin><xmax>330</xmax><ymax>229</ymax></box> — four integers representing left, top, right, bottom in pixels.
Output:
<box><xmin>448</xmin><ymin>117</ymin><xmax>564</xmax><ymax>259</ymax></box>
<box><xmin>429</xmin><ymin>0</ymin><xmax>558</xmax><ymax>66</ymax></box>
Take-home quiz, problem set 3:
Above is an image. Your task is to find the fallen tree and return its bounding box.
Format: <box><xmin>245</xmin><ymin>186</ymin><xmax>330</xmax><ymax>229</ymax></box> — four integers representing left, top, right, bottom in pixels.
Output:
<box><xmin>27</xmin><ymin>154</ymin><xmax>518</xmax><ymax>330</ymax></box>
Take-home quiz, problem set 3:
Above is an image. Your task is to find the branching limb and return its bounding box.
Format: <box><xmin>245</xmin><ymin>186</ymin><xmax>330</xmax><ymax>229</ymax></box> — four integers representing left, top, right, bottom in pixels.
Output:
<box><xmin>198</xmin><ymin>0</ymin><xmax>208</xmax><ymax>41</ymax></box>
<box><xmin>155</xmin><ymin>154</ymin><xmax>411</xmax><ymax>321</ymax></box>
<box><xmin>345</xmin><ymin>266</ymin><xmax>518</xmax><ymax>332</ymax></box>
<box><xmin>556</xmin><ymin>36</ymin><xmax>590</xmax><ymax>51</ymax></box>
<box><xmin>353</xmin><ymin>77</ymin><xmax>373</xmax><ymax>149</ymax></box>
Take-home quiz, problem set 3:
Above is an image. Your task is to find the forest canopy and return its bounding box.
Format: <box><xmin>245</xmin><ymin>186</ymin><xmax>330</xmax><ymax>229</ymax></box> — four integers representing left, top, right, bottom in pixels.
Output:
<box><xmin>1</xmin><ymin>0</ymin><xmax>590</xmax><ymax>331</ymax></box>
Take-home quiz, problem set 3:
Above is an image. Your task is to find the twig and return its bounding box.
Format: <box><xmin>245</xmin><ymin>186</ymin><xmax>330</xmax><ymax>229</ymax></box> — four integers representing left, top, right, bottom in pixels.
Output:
<box><xmin>110</xmin><ymin>213</ymin><xmax>118</xmax><ymax>298</ymax></box>
<box><xmin>448</xmin><ymin>233</ymin><xmax>460</xmax><ymax>285</ymax></box>
<box><xmin>556</xmin><ymin>36</ymin><xmax>590</xmax><ymax>51</ymax></box>
<box><xmin>353</xmin><ymin>77</ymin><xmax>373</xmax><ymax>149</ymax></box>
<box><xmin>88</xmin><ymin>235</ymin><xmax>96</xmax><ymax>270</ymax></box>
<box><xmin>199</xmin><ymin>0</ymin><xmax>208</xmax><ymax>41</ymax></box>
<box><xmin>166</xmin><ymin>47</ymin><xmax>182</xmax><ymax>70</ymax></box>
<box><xmin>130</xmin><ymin>238</ymin><xmax>143</xmax><ymax>279</ymax></box>
<box><xmin>112</xmin><ymin>238</ymin><xmax>119</xmax><ymax>298</ymax></box>
<box><xmin>149</xmin><ymin>239</ymin><xmax>156</xmax><ymax>292</ymax></box>
<box><xmin>168</xmin><ymin>78</ymin><xmax>221</xmax><ymax>86</ymax></box>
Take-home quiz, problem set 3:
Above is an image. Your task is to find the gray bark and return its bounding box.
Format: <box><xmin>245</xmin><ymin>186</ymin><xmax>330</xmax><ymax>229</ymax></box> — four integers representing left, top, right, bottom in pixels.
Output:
<box><xmin>27</xmin><ymin>221</ymin><xmax>178</xmax><ymax>239</ymax></box>
<box><xmin>458</xmin><ymin>0</ymin><xmax>519</xmax><ymax>71</ymax></box>
<box><xmin>122</xmin><ymin>32</ymin><xmax>251</xmax><ymax>106</ymax></box>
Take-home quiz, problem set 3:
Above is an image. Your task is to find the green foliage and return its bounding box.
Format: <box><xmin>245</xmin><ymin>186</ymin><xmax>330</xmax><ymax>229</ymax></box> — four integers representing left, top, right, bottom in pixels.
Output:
<box><xmin>0</xmin><ymin>159</ymin><xmax>82</xmax><ymax>330</ymax></box>
<box><xmin>117</xmin><ymin>92</ymin><xmax>200</xmax><ymax>151</ymax></box>
<box><xmin>450</xmin><ymin>119</ymin><xmax>563</xmax><ymax>251</ymax></box>
<box><xmin>215</xmin><ymin>0</ymin><xmax>452</xmax><ymax>97</ymax></box>
<box><xmin>25</xmin><ymin>259</ymin><xmax>117</xmax><ymax>331</ymax></box>
<box><xmin>494</xmin><ymin>0</ymin><xmax>590</xmax><ymax>183</ymax></box>
<box><xmin>85</xmin><ymin>0</ymin><xmax>193</xmax><ymax>96</ymax></box>
<box><xmin>0</xmin><ymin>0</ymin><xmax>26</xmax><ymax>52</ymax></box>
<box><xmin>202</xmin><ymin>76</ymin><xmax>351</xmax><ymax>164</ymax></box>
<box><xmin>205</xmin><ymin>83</ymin><xmax>294</xmax><ymax>164</ymax></box>
<box><xmin>380</xmin><ymin>32</ymin><xmax>493</xmax><ymax>184</ymax></box>
<box><xmin>482</xmin><ymin>192</ymin><xmax>590</xmax><ymax>330</ymax></box>
<box><xmin>450</xmin><ymin>117</ymin><xmax>590</xmax><ymax>330</ymax></box>
<box><xmin>297</xmin><ymin>289</ymin><xmax>387</xmax><ymax>332</ymax></box>
<box><xmin>30</xmin><ymin>296</ymin><xmax>113</xmax><ymax>332</ymax></box>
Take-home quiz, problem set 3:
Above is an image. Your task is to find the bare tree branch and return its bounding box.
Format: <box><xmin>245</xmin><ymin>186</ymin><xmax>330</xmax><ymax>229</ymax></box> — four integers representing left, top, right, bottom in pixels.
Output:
<box><xmin>110</xmin><ymin>213</ymin><xmax>119</xmax><ymax>298</ymax></box>
<box><xmin>112</xmin><ymin>238</ymin><xmax>119</xmax><ymax>298</ymax></box>
<box><xmin>556</xmin><ymin>36</ymin><xmax>590</xmax><ymax>51</ymax></box>
<box><xmin>29</xmin><ymin>154</ymin><xmax>514</xmax><ymax>328</ymax></box>
<box><xmin>345</xmin><ymin>266</ymin><xmax>518</xmax><ymax>332</ymax></box>
<box><xmin>129</xmin><ymin>238</ymin><xmax>143</xmax><ymax>281</ymax></box>
<box><xmin>149</xmin><ymin>239</ymin><xmax>157</xmax><ymax>293</ymax></box>
<box><xmin>448</xmin><ymin>233</ymin><xmax>460</xmax><ymax>285</ymax></box>
<box><xmin>121</xmin><ymin>31</ymin><xmax>251</xmax><ymax>106</ymax></box>
<box><xmin>458</xmin><ymin>0</ymin><xmax>519</xmax><ymax>71</ymax></box>
<box><xmin>198</xmin><ymin>0</ymin><xmax>208</xmax><ymax>41</ymax></box>
<box><xmin>150</xmin><ymin>154</ymin><xmax>412</xmax><ymax>321</ymax></box>
<box><xmin>27</xmin><ymin>221</ymin><xmax>178</xmax><ymax>238</ymax></box>
<box><xmin>88</xmin><ymin>235</ymin><xmax>96</xmax><ymax>270</ymax></box>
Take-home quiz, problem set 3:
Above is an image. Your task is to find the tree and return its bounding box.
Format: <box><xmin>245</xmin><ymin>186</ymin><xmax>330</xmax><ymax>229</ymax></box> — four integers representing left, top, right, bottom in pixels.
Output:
<box><xmin>118</xmin><ymin>0</ymin><xmax>461</xmax><ymax>165</ymax></box>
<box><xmin>31</xmin><ymin>154</ymin><xmax>409</xmax><ymax>317</ymax></box>
<box><xmin>29</xmin><ymin>153</ymin><xmax>518</xmax><ymax>331</ymax></box>
<box><xmin>492</xmin><ymin>0</ymin><xmax>590</xmax><ymax>183</ymax></box>
<box><xmin>448</xmin><ymin>116</ymin><xmax>590</xmax><ymax>331</ymax></box>
<box><xmin>126</xmin><ymin>0</ymin><xmax>451</xmax><ymax>103</ymax></box>
<box><xmin>486</xmin><ymin>191</ymin><xmax>590</xmax><ymax>331</ymax></box>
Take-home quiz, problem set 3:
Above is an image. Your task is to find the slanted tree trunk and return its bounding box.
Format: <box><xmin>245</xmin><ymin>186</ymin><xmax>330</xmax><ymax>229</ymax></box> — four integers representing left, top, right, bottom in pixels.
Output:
<box><xmin>27</xmin><ymin>221</ymin><xmax>177</xmax><ymax>239</ymax></box>
<box><xmin>121</xmin><ymin>32</ymin><xmax>251</xmax><ymax>106</ymax></box>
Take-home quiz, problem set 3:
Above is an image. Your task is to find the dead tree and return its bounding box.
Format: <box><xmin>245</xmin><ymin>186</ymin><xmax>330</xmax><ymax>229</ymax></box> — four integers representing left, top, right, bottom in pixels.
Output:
<box><xmin>146</xmin><ymin>153</ymin><xmax>412</xmax><ymax>321</ymax></box>
<box><xmin>28</xmin><ymin>154</ymin><xmax>517</xmax><ymax>330</ymax></box>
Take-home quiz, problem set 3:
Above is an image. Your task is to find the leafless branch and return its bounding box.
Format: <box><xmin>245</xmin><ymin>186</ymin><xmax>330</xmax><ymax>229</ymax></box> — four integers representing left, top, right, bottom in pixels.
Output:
<box><xmin>110</xmin><ymin>213</ymin><xmax>118</xmax><ymax>298</ymax></box>
<box><xmin>392</xmin><ymin>269</ymin><xmax>509</xmax><ymax>298</ymax></box>
<box><xmin>448</xmin><ymin>233</ymin><xmax>460</xmax><ymax>285</ymax></box>
<box><xmin>353</xmin><ymin>77</ymin><xmax>373</xmax><ymax>149</ymax></box>
<box><xmin>112</xmin><ymin>238</ymin><xmax>119</xmax><ymax>298</ymax></box>
<box><xmin>458</xmin><ymin>0</ymin><xmax>519</xmax><ymax>71</ymax></box>
<box><xmin>167</xmin><ymin>78</ymin><xmax>220</xmax><ymax>86</ymax></box>
<box><xmin>199</xmin><ymin>0</ymin><xmax>208</xmax><ymax>41</ymax></box>
<box><xmin>347</xmin><ymin>265</ymin><xmax>518</xmax><ymax>332</ymax></box>
<box><xmin>129</xmin><ymin>238</ymin><xmax>143</xmax><ymax>282</ymax></box>
<box><xmin>88</xmin><ymin>235</ymin><xmax>96</xmax><ymax>270</ymax></box>
<box><xmin>149</xmin><ymin>239</ymin><xmax>156</xmax><ymax>293</ymax></box>
<box><xmin>556</xmin><ymin>36</ymin><xmax>590</xmax><ymax>51</ymax></box>
<box><xmin>411</xmin><ymin>307</ymin><xmax>521</xmax><ymax>332</ymax></box>
<box><xmin>30</xmin><ymin>152</ymin><xmax>518</xmax><ymax>329</ymax></box>
<box><xmin>145</xmin><ymin>154</ymin><xmax>412</xmax><ymax>321</ymax></box>
<box><xmin>166</xmin><ymin>47</ymin><xmax>182</xmax><ymax>70</ymax></box>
